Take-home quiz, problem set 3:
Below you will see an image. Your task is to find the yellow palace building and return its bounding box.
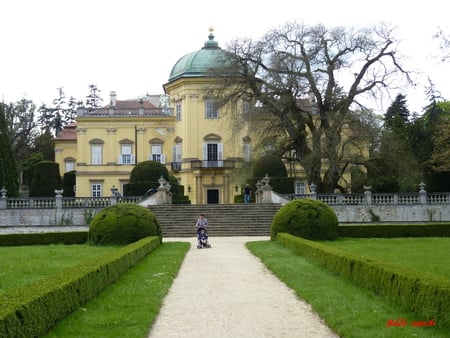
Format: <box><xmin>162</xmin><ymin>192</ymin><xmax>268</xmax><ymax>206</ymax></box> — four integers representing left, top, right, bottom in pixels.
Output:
<box><xmin>55</xmin><ymin>30</ymin><xmax>255</xmax><ymax>204</ymax></box>
<box><xmin>54</xmin><ymin>30</ymin><xmax>364</xmax><ymax>203</ymax></box>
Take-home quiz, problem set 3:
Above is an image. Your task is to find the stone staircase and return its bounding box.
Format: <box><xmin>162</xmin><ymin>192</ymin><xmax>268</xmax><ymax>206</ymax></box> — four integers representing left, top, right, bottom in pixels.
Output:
<box><xmin>147</xmin><ymin>204</ymin><xmax>282</xmax><ymax>237</ymax></box>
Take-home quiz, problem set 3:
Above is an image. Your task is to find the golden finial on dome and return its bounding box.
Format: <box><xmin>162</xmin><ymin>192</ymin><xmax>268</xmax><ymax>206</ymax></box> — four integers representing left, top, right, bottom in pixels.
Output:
<box><xmin>209</xmin><ymin>27</ymin><xmax>214</xmax><ymax>33</ymax></box>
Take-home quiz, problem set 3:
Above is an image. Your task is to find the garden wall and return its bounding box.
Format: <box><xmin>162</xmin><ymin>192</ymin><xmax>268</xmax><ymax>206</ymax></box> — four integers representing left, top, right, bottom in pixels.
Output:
<box><xmin>1</xmin><ymin>204</ymin><xmax>450</xmax><ymax>227</ymax></box>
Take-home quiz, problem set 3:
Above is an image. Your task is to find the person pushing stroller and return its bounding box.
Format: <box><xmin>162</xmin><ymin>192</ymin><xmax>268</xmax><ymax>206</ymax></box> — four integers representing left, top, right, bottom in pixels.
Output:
<box><xmin>195</xmin><ymin>213</ymin><xmax>211</xmax><ymax>249</ymax></box>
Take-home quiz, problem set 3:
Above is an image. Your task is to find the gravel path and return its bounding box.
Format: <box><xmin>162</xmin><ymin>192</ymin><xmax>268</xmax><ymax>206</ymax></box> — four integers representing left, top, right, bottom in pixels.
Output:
<box><xmin>148</xmin><ymin>236</ymin><xmax>338</xmax><ymax>338</ymax></box>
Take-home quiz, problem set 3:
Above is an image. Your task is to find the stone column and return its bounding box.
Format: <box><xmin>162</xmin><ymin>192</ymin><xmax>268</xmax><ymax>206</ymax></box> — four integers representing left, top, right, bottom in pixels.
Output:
<box><xmin>156</xmin><ymin>176</ymin><xmax>171</xmax><ymax>205</ymax></box>
<box><xmin>0</xmin><ymin>187</ymin><xmax>7</xmax><ymax>209</ymax></box>
<box><xmin>364</xmin><ymin>185</ymin><xmax>372</xmax><ymax>205</ymax></box>
<box><xmin>110</xmin><ymin>186</ymin><xmax>119</xmax><ymax>205</ymax></box>
<box><xmin>309</xmin><ymin>183</ymin><xmax>317</xmax><ymax>200</ymax></box>
<box><xmin>55</xmin><ymin>189</ymin><xmax>64</xmax><ymax>210</ymax></box>
<box><xmin>261</xmin><ymin>174</ymin><xmax>273</xmax><ymax>204</ymax></box>
<box><xmin>419</xmin><ymin>182</ymin><xmax>427</xmax><ymax>205</ymax></box>
<box><xmin>255</xmin><ymin>181</ymin><xmax>262</xmax><ymax>203</ymax></box>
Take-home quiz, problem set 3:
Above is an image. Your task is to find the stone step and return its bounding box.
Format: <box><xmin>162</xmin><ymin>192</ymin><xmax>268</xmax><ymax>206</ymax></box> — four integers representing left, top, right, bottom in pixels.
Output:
<box><xmin>147</xmin><ymin>204</ymin><xmax>281</xmax><ymax>237</ymax></box>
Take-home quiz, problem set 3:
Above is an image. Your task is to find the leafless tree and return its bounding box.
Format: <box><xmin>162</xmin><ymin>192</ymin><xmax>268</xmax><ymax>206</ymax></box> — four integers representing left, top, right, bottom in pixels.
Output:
<box><xmin>215</xmin><ymin>22</ymin><xmax>411</xmax><ymax>192</ymax></box>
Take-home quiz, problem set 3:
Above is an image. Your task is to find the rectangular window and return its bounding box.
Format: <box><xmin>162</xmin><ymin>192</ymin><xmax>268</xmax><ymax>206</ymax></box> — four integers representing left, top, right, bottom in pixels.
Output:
<box><xmin>171</xmin><ymin>144</ymin><xmax>182</xmax><ymax>171</ymax></box>
<box><xmin>176</xmin><ymin>101</ymin><xmax>182</xmax><ymax>121</ymax></box>
<box><xmin>202</xmin><ymin>143</ymin><xmax>223</xmax><ymax>167</ymax></box>
<box><xmin>91</xmin><ymin>145</ymin><xmax>102</xmax><ymax>165</ymax></box>
<box><xmin>243</xmin><ymin>143</ymin><xmax>251</xmax><ymax>161</ymax></box>
<box><xmin>151</xmin><ymin>145</ymin><xmax>165</xmax><ymax>163</ymax></box>
<box><xmin>205</xmin><ymin>99</ymin><xmax>219</xmax><ymax>119</ymax></box>
<box><xmin>119</xmin><ymin>144</ymin><xmax>135</xmax><ymax>164</ymax></box>
<box><xmin>65</xmin><ymin>161</ymin><xmax>75</xmax><ymax>172</ymax></box>
<box><xmin>295</xmin><ymin>182</ymin><xmax>306</xmax><ymax>195</ymax></box>
<box><xmin>242</xmin><ymin>101</ymin><xmax>250</xmax><ymax>119</ymax></box>
<box><xmin>91</xmin><ymin>183</ymin><xmax>102</xmax><ymax>197</ymax></box>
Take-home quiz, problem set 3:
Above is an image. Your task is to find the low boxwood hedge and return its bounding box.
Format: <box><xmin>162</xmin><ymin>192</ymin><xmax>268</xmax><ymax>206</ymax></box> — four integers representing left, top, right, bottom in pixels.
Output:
<box><xmin>0</xmin><ymin>231</ymin><xmax>88</xmax><ymax>246</ymax></box>
<box><xmin>276</xmin><ymin>233</ymin><xmax>450</xmax><ymax>328</ymax></box>
<box><xmin>339</xmin><ymin>223</ymin><xmax>450</xmax><ymax>237</ymax></box>
<box><xmin>0</xmin><ymin>236</ymin><xmax>160</xmax><ymax>338</ymax></box>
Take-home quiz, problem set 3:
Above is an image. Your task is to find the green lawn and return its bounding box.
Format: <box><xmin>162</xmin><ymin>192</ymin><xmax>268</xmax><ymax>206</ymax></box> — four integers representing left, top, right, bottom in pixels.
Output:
<box><xmin>247</xmin><ymin>240</ymin><xmax>449</xmax><ymax>338</ymax></box>
<box><xmin>0</xmin><ymin>242</ymin><xmax>189</xmax><ymax>337</ymax></box>
<box><xmin>321</xmin><ymin>237</ymin><xmax>450</xmax><ymax>279</ymax></box>
<box><xmin>45</xmin><ymin>242</ymin><xmax>189</xmax><ymax>338</ymax></box>
<box><xmin>3</xmin><ymin>238</ymin><xmax>449</xmax><ymax>337</ymax></box>
<box><xmin>0</xmin><ymin>244</ymin><xmax>117</xmax><ymax>292</ymax></box>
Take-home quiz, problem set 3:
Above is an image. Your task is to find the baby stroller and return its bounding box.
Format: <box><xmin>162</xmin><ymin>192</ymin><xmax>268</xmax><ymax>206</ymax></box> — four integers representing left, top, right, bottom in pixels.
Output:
<box><xmin>197</xmin><ymin>227</ymin><xmax>211</xmax><ymax>249</ymax></box>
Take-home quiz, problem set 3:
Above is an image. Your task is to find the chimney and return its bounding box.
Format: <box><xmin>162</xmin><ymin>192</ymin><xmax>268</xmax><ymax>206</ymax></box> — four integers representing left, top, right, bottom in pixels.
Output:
<box><xmin>110</xmin><ymin>91</ymin><xmax>117</xmax><ymax>107</ymax></box>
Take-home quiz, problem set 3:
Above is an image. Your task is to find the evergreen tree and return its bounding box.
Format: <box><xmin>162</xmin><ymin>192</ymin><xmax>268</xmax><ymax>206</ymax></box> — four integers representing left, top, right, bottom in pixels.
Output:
<box><xmin>371</xmin><ymin>95</ymin><xmax>421</xmax><ymax>192</ymax></box>
<box><xmin>29</xmin><ymin>161</ymin><xmax>62</xmax><ymax>197</ymax></box>
<box><xmin>384</xmin><ymin>93</ymin><xmax>410</xmax><ymax>132</ymax></box>
<box><xmin>0</xmin><ymin>104</ymin><xmax>19</xmax><ymax>196</ymax></box>
<box><xmin>85</xmin><ymin>84</ymin><xmax>103</xmax><ymax>113</ymax></box>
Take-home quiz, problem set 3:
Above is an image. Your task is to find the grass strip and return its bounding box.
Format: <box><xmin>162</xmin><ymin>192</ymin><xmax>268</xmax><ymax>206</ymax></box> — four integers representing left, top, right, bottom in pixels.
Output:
<box><xmin>0</xmin><ymin>244</ymin><xmax>117</xmax><ymax>292</ymax></box>
<box><xmin>246</xmin><ymin>240</ymin><xmax>449</xmax><ymax>338</ymax></box>
<box><xmin>45</xmin><ymin>242</ymin><xmax>189</xmax><ymax>338</ymax></box>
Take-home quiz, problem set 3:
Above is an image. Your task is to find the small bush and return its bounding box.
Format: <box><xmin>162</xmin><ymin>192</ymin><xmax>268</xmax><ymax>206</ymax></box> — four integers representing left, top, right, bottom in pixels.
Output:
<box><xmin>271</xmin><ymin>199</ymin><xmax>338</xmax><ymax>240</ymax></box>
<box><xmin>89</xmin><ymin>203</ymin><xmax>161</xmax><ymax>245</ymax></box>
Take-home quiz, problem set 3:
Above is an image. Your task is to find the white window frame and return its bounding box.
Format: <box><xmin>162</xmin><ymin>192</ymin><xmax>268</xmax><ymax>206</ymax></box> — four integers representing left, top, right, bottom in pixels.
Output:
<box><xmin>205</xmin><ymin>99</ymin><xmax>219</xmax><ymax>119</ymax></box>
<box><xmin>118</xmin><ymin>144</ymin><xmax>135</xmax><ymax>165</ymax></box>
<box><xmin>243</xmin><ymin>143</ymin><xmax>251</xmax><ymax>161</ymax></box>
<box><xmin>91</xmin><ymin>183</ymin><xmax>102</xmax><ymax>197</ymax></box>
<box><xmin>173</xmin><ymin>144</ymin><xmax>182</xmax><ymax>162</ymax></box>
<box><xmin>202</xmin><ymin>143</ymin><xmax>223</xmax><ymax>167</ymax></box>
<box><xmin>91</xmin><ymin>144</ymin><xmax>102</xmax><ymax>165</ymax></box>
<box><xmin>65</xmin><ymin>161</ymin><xmax>75</xmax><ymax>172</ymax></box>
<box><xmin>295</xmin><ymin>182</ymin><xmax>306</xmax><ymax>195</ymax></box>
<box><xmin>150</xmin><ymin>144</ymin><xmax>166</xmax><ymax>163</ymax></box>
<box><xmin>176</xmin><ymin>101</ymin><xmax>182</xmax><ymax>121</ymax></box>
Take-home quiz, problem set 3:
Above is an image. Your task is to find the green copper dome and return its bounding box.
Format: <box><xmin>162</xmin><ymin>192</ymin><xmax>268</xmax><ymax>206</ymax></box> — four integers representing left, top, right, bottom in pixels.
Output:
<box><xmin>168</xmin><ymin>30</ymin><xmax>227</xmax><ymax>82</ymax></box>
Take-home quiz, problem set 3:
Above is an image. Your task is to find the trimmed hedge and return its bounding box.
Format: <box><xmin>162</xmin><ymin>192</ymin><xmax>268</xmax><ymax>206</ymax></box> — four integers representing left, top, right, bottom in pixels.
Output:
<box><xmin>89</xmin><ymin>203</ymin><xmax>162</xmax><ymax>245</ymax></box>
<box><xmin>0</xmin><ymin>232</ymin><xmax>88</xmax><ymax>246</ymax></box>
<box><xmin>271</xmin><ymin>199</ymin><xmax>338</xmax><ymax>240</ymax></box>
<box><xmin>339</xmin><ymin>223</ymin><xmax>450</xmax><ymax>238</ymax></box>
<box><xmin>277</xmin><ymin>233</ymin><xmax>450</xmax><ymax>328</ymax></box>
<box><xmin>0</xmin><ymin>236</ymin><xmax>160</xmax><ymax>338</ymax></box>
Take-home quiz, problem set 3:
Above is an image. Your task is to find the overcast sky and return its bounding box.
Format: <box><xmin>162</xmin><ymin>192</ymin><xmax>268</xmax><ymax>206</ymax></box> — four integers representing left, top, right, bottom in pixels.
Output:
<box><xmin>1</xmin><ymin>0</ymin><xmax>448</xmax><ymax>115</ymax></box>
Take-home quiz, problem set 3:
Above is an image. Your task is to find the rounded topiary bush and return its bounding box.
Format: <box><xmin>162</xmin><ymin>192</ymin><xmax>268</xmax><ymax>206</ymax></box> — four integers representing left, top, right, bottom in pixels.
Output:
<box><xmin>271</xmin><ymin>199</ymin><xmax>338</xmax><ymax>240</ymax></box>
<box><xmin>129</xmin><ymin>160</ymin><xmax>168</xmax><ymax>182</ymax></box>
<box><xmin>89</xmin><ymin>203</ymin><xmax>162</xmax><ymax>245</ymax></box>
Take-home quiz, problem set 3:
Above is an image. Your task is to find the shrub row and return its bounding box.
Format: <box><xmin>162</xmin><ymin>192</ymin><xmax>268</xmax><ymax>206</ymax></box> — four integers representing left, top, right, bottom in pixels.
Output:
<box><xmin>0</xmin><ymin>231</ymin><xmax>88</xmax><ymax>246</ymax></box>
<box><xmin>338</xmin><ymin>223</ymin><xmax>450</xmax><ymax>238</ymax></box>
<box><xmin>0</xmin><ymin>236</ymin><xmax>161</xmax><ymax>338</ymax></box>
<box><xmin>277</xmin><ymin>233</ymin><xmax>450</xmax><ymax>328</ymax></box>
